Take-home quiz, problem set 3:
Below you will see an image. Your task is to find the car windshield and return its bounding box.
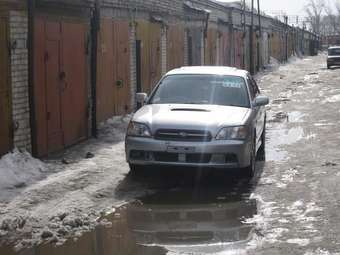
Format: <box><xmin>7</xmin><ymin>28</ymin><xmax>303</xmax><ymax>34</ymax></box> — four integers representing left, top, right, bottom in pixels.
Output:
<box><xmin>328</xmin><ymin>48</ymin><xmax>340</xmax><ymax>56</ymax></box>
<box><xmin>149</xmin><ymin>74</ymin><xmax>250</xmax><ymax>108</ymax></box>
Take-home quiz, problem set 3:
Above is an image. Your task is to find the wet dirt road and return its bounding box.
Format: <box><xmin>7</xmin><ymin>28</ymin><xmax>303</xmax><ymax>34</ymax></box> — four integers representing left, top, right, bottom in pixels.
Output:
<box><xmin>1</xmin><ymin>54</ymin><xmax>340</xmax><ymax>254</ymax></box>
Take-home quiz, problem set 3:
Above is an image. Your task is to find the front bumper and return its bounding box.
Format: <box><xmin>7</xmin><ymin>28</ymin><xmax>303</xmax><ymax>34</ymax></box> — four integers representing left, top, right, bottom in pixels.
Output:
<box><xmin>125</xmin><ymin>137</ymin><xmax>252</xmax><ymax>169</ymax></box>
<box><xmin>328</xmin><ymin>59</ymin><xmax>340</xmax><ymax>66</ymax></box>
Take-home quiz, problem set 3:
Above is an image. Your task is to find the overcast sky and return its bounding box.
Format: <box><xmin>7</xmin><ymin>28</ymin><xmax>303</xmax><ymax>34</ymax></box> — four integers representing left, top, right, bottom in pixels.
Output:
<box><xmin>217</xmin><ymin>0</ymin><xmax>308</xmax><ymax>16</ymax></box>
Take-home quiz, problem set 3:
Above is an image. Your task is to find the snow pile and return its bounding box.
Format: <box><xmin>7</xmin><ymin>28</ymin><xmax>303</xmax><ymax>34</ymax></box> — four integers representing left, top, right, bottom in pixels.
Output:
<box><xmin>0</xmin><ymin>149</ymin><xmax>47</xmax><ymax>193</ymax></box>
<box><xmin>265</xmin><ymin>57</ymin><xmax>280</xmax><ymax>70</ymax></box>
<box><xmin>98</xmin><ymin>115</ymin><xmax>131</xmax><ymax>142</ymax></box>
<box><xmin>288</xmin><ymin>55</ymin><xmax>300</xmax><ymax>63</ymax></box>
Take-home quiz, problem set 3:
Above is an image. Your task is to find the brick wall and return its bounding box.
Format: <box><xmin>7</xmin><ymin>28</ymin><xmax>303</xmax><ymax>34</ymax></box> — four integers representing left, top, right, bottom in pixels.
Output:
<box><xmin>9</xmin><ymin>10</ymin><xmax>31</xmax><ymax>152</ymax></box>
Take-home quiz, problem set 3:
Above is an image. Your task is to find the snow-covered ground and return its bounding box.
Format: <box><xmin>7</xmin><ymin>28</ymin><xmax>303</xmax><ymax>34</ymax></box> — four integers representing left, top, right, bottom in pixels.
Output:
<box><xmin>0</xmin><ymin>115</ymin><xmax>141</xmax><ymax>249</ymax></box>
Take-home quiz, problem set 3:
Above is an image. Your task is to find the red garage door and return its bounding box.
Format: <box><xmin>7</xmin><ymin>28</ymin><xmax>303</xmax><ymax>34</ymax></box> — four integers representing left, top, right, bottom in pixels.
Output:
<box><xmin>97</xmin><ymin>19</ymin><xmax>131</xmax><ymax>122</ymax></box>
<box><xmin>34</xmin><ymin>17</ymin><xmax>88</xmax><ymax>157</ymax></box>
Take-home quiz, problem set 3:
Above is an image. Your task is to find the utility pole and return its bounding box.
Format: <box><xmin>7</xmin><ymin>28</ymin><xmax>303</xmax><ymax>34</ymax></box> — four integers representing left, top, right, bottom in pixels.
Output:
<box><xmin>243</xmin><ymin>0</ymin><xmax>246</xmax><ymax>33</ymax></box>
<box><xmin>28</xmin><ymin>0</ymin><xmax>37</xmax><ymax>155</ymax></box>
<box><xmin>90</xmin><ymin>0</ymin><xmax>101</xmax><ymax>137</ymax></box>
<box><xmin>243</xmin><ymin>0</ymin><xmax>246</xmax><ymax>69</ymax></box>
<box><xmin>250</xmin><ymin>0</ymin><xmax>254</xmax><ymax>74</ymax></box>
<box><xmin>257</xmin><ymin>0</ymin><xmax>262</xmax><ymax>70</ymax></box>
<box><xmin>285</xmin><ymin>15</ymin><xmax>288</xmax><ymax>61</ymax></box>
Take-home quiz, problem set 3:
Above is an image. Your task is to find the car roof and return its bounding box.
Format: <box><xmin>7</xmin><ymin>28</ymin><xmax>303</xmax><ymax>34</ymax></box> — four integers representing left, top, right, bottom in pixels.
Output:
<box><xmin>165</xmin><ymin>66</ymin><xmax>249</xmax><ymax>78</ymax></box>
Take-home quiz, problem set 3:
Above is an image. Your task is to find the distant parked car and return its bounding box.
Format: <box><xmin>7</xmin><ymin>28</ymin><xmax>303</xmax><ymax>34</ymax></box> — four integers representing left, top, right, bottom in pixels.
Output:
<box><xmin>125</xmin><ymin>66</ymin><xmax>269</xmax><ymax>177</ymax></box>
<box><xmin>327</xmin><ymin>46</ymin><xmax>340</xmax><ymax>69</ymax></box>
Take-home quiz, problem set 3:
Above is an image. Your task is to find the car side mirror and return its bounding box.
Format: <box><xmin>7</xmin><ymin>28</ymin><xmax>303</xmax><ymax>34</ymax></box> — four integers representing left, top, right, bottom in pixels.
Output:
<box><xmin>254</xmin><ymin>96</ymin><xmax>269</xmax><ymax>107</ymax></box>
<box><xmin>136</xmin><ymin>93</ymin><xmax>148</xmax><ymax>104</ymax></box>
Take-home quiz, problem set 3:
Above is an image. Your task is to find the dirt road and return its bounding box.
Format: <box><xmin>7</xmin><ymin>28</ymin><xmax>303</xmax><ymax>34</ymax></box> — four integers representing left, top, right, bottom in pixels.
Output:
<box><xmin>1</xmin><ymin>54</ymin><xmax>340</xmax><ymax>255</ymax></box>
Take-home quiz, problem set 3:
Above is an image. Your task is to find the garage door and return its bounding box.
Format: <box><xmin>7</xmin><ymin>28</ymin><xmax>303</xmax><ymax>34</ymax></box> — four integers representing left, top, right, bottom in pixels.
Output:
<box><xmin>136</xmin><ymin>21</ymin><xmax>162</xmax><ymax>94</ymax></box>
<box><xmin>167</xmin><ymin>25</ymin><xmax>185</xmax><ymax>71</ymax></box>
<box><xmin>34</xmin><ymin>17</ymin><xmax>88</xmax><ymax>156</ymax></box>
<box><xmin>205</xmin><ymin>28</ymin><xmax>218</xmax><ymax>66</ymax></box>
<box><xmin>97</xmin><ymin>19</ymin><xmax>131</xmax><ymax>122</ymax></box>
<box><xmin>0</xmin><ymin>16</ymin><xmax>12</xmax><ymax>156</ymax></box>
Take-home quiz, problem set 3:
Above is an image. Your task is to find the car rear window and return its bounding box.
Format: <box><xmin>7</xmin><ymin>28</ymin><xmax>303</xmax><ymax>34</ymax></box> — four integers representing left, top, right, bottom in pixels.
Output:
<box><xmin>149</xmin><ymin>74</ymin><xmax>250</xmax><ymax>108</ymax></box>
<box><xmin>328</xmin><ymin>48</ymin><xmax>340</xmax><ymax>56</ymax></box>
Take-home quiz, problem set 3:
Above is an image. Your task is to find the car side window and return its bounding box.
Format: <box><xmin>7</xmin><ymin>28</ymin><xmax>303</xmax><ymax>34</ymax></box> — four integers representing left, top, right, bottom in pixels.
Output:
<box><xmin>251</xmin><ymin>77</ymin><xmax>261</xmax><ymax>95</ymax></box>
<box><xmin>247</xmin><ymin>75</ymin><xmax>261</xmax><ymax>100</ymax></box>
<box><xmin>247</xmin><ymin>76</ymin><xmax>256</xmax><ymax>100</ymax></box>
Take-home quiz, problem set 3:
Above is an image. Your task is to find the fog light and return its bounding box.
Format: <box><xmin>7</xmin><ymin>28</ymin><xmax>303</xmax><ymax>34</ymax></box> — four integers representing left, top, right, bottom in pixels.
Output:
<box><xmin>211</xmin><ymin>154</ymin><xmax>226</xmax><ymax>163</ymax></box>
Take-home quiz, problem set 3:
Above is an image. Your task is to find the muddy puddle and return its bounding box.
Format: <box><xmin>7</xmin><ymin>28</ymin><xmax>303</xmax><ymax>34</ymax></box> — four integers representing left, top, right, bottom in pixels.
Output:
<box><xmin>1</xmin><ymin>173</ymin><xmax>258</xmax><ymax>255</ymax></box>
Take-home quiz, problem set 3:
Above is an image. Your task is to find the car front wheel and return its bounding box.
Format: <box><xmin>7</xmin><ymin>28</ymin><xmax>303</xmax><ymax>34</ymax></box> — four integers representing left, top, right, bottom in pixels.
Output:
<box><xmin>129</xmin><ymin>164</ymin><xmax>146</xmax><ymax>176</ymax></box>
<box><xmin>243</xmin><ymin>141</ymin><xmax>256</xmax><ymax>178</ymax></box>
<box><xmin>257</xmin><ymin>126</ymin><xmax>266</xmax><ymax>161</ymax></box>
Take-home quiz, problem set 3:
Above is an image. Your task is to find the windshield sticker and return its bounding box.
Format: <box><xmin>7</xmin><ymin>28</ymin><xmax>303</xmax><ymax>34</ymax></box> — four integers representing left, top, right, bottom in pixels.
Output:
<box><xmin>210</xmin><ymin>80</ymin><xmax>242</xmax><ymax>88</ymax></box>
<box><xmin>222</xmin><ymin>81</ymin><xmax>242</xmax><ymax>88</ymax></box>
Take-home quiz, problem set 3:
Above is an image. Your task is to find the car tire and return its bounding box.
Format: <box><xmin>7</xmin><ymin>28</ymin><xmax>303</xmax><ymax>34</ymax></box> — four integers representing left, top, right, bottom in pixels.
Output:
<box><xmin>243</xmin><ymin>140</ymin><xmax>256</xmax><ymax>178</ymax></box>
<box><xmin>129</xmin><ymin>164</ymin><xmax>146</xmax><ymax>176</ymax></box>
<box><xmin>257</xmin><ymin>125</ymin><xmax>266</xmax><ymax>161</ymax></box>
<box><xmin>327</xmin><ymin>65</ymin><xmax>331</xmax><ymax>69</ymax></box>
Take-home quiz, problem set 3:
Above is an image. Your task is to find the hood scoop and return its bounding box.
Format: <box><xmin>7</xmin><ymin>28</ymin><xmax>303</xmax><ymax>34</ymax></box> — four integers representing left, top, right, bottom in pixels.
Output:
<box><xmin>171</xmin><ymin>108</ymin><xmax>210</xmax><ymax>112</ymax></box>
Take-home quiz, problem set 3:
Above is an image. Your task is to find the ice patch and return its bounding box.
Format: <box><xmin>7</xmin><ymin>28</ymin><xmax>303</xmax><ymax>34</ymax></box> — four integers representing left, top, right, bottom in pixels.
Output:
<box><xmin>281</xmin><ymin>168</ymin><xmax>299</xmax><ymax>183</ymax></box>
<box><xmin>304</xmin><ymin>248</ymin><xmax>340</xmax><ymax>255</ymax></box>
<box><xmin>288</xmin><ymin>111</ymin><xmax>305</xmax><ymax>123</ymax></box>
<box><xmin>286</xmin><ymin>238</ymin><xmax>310</xmax><ymax>246</ymax></box>
<box><xmin>314</xmin><ymin>123</ymin><xmax>335</xmax><ymax>127</ymax></box>
<box><xmin>323</xmin><ymin>95</ymin><xmax>340</xmax><ymax>103</ymax></box>
<box><xmin>244</xmin><ymin>194</ymin><xmax>287</xmax><ymax>246</ymax></box>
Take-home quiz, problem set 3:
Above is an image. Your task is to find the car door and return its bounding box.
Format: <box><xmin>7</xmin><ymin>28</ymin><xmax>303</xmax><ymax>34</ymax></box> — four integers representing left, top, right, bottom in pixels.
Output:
<box><xmin>250</xmin><ymin>76</ymin><xmax>265</xmax><ymax>149</ymax></box>
<box><xmin>247</xmin><ymin>75</ymin><xmax>263</xmax><ymax>149</ymax></box>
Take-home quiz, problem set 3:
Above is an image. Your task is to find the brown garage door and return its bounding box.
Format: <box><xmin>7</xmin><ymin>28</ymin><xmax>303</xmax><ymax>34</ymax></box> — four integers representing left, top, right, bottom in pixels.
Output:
<box><xmin>167</xmin><ymin>25</ymin><xmax>185</xmax><ymax>71</ymax></box>
<box><xmin>136</xmin><ymin>21</ymin><xmax>161</xmax><ymax>94</ymax></box>
<box><xmin>97</xmin><ymin>19</ymin><xmax>131</xmax><ymax>122</ymax></box>
<box><xmin>219</xmin><ymin>30</ymin><xmax>230</xmax><ymax>66</ymax></box>
<box><xmin>34</xmin><ymin>17</ymin><xmax>88</xmax><ymax>157</ymax></box>
<box><xmin>205</xmin><ymin>28</ymin><xmax>217</xmax><ymax>66</ymax></box>
<box><xmin>234</xmin><ymin>30</ymin><xmax>244</xmax><ymax>69</ymax></box>
<box><xmin>0</xmin><ymin>16</ymin><xmax>12</xmax><ymax>156</ymax></box>
<box><xmin>187</xmin><ymin>27</ymin><xmax>202</xmax><ymax>66</ymax></box>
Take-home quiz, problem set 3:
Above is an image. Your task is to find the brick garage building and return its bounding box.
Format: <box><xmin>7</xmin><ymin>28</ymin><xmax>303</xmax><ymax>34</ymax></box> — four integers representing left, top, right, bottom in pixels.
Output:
<box><xmin>0</xmin><ymin>0</ymin><xmax>320</xmax><ymax>158</ymax></box>
<box><xmin>0</xmin><ymin>0</ymin><xmax>31</xmax><ymax>156</ymax></box>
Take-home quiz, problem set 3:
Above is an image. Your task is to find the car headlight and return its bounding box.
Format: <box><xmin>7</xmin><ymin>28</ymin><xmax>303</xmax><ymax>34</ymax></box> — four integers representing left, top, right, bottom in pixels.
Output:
<box><xmin>127</xmin><ymin>122</ymin><xmax>152</xmax><ymax>137</ymax></box>
<box><xmin>216</xmin><ymin>126</ymin><xmax>248</xmax><ymax>140</ymax></box>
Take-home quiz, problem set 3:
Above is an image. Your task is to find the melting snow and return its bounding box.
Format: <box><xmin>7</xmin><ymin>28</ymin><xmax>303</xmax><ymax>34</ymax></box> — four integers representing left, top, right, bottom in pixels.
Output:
<box><xmin>323</xmin><ymin>95</ymin><xmax>340</xmax><ymax>103</ymax></box>
<box><xmin>287</xmin><ymin>238</ymin><xmax>310</xmax><ymax>246</ymax></box>
<box><xmin>0</xmin><ymin>149</ymin><xmax>48</xmax><ymax>201</ymax></box>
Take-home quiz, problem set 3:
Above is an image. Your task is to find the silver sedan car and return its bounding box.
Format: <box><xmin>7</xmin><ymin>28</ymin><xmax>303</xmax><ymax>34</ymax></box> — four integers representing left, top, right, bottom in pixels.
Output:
<box><xmin>125</xmin><ymin>66</ymin><xmax>269</xmax><ymax>177</ymax></box>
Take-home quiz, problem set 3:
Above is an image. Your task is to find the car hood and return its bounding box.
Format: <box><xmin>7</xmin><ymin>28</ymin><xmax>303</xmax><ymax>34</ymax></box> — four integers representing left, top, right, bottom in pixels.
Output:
<box><xmin>132</xmin><ymin>104</ymin><xmax>252</xmax><ymax>134</ymax></box>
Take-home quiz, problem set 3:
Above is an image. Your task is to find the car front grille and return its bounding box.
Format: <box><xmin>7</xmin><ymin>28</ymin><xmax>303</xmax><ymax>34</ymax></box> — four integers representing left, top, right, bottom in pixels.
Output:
<box><xmin>155</xmin><ymin>129</ymin><xmax>212</xmax><ymax>142</ymax></box>
<box><xmin>329</xmin><ymin>57</ymin><xmax>340</xmax><ymax>62</ymax></box>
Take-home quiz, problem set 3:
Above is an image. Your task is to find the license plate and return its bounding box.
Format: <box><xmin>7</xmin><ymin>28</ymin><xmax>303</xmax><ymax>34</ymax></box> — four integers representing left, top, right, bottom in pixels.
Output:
<box><xmin>167</xmin><ymin>146</ymin><xmax>196</xmax><ymax>153</ymax></box>
<box><xmin>178</xmin><ymin>153</ymin><xmax>186</xmax><ymax>162</ymax></box>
